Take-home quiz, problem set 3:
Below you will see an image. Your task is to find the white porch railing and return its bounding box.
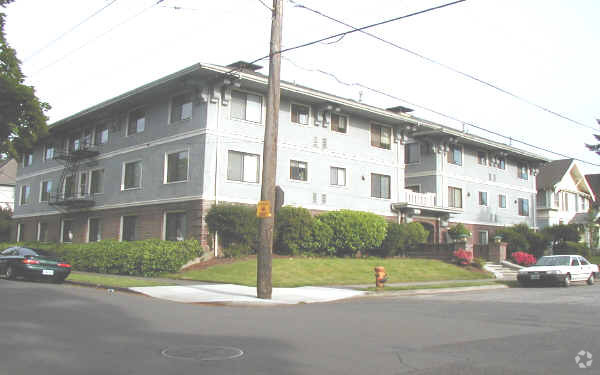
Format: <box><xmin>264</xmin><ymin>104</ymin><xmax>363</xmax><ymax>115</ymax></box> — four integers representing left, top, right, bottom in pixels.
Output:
<box><xmin>399</xmin><ymin>189</ymin><xmax>437</xmax><ymax>208</ymax></box>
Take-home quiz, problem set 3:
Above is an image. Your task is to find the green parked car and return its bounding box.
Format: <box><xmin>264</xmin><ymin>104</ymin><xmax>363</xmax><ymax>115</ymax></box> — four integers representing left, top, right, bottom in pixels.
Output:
<box><xmin>0</xmin><ymin>247</ymin><xmax>71</xmax><ymax>283</ymax></box>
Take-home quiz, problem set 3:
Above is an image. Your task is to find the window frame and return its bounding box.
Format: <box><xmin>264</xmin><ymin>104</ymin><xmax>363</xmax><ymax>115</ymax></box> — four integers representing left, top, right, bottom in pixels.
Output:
<box><xmin>17</xmin><ymin>223</ymin><xmax>24</xmax><ymax>242</ymax></box>
<box><xmin>330</xmin><ymin>113</ymin><xmax>348</xmax><ymax>134</ymax></box>
<box><xmin>371</xmin><ymin>173</ymin><xmax>391</xmax><ymax>199</ymax></box>
<box><xmin>226</xmin><ymin>150</ymin><xmax>261</xmax><ymax>184</ymax></box>
<box><xmin>120</xmin><ymin>215</ymin><xmax>137</xmax><ymax>242</ymax></box>
<box><xmin>61</xmin><ymin>219</ymin><xmax>73</xmax><ymax>243</ymax></box>
<box><xmin>405</xmin><ymin>143</ymin><xmax>421</xmax><ymax>164</ymax></box>
<box><xmin>93</xmin><ymin>124</ymin><xmax>109</xmax><ymax>145</ymax></box>
<box><xmin>517</xmin><ymin>163</ymin><xmax>528</xmax><ymax>180</ymax></box>
<box><xmin>39</xmin><ymin>180</ymin><xmax>52</xmax><ymax>203</ymax></box>
<box><xmin>518</xmin><ymin>198</ymin><xmax>530</xmax><ymax>216</ymax></box>
<box><xmin>164</xmin><ymin>149</ymin><xmax>190</xmax><ymax>184</ymax></box>
<box><xmin>169</xmin><ymin>91</ymin><xmax>193</xmax><ymax>124</ymax></box>
<box><xmin>22</xmin><ymin>153</ymin><xmax>33</xmax><ymax>167</ymax></box>
<box><xmin>447</xmin><ymin>144</ymin><xmax>463</xmax><ymax>166</ymax></box>
<box><xmin>37</xmin><ymin>221</ymin><xmax>48</xmax><ymax>242</ymax></box>
<box><xmin>290</xmin><ymin>102</ymin><xmax>311</xmax><ymax>126</ymax></box>
<box><xmin>90</xmin><ymin>168</ymin><xmax>105</xmax><ymax>195</ymax></box>
<box><xmin>290</xmin><ymin>160</ymin><xmax>308</xmax><ymax>182</ymax></box>
<box><xmin>163</xmin><ymin>211</ymin><xmax>187</xmax><ymax>241</ymax></box>
<box><xmin>126</xmin><ymin>106</ymin><xmax>146</xmax><ymax>136</ymax></box>
<box><xmin>329</xmin><ymin>166</ymin><xmax>347</xmax><ymax>187</ymax></box>
<box><xmin>498</xmin><ymin>194</ymin><xmax>507</xmax><ymax>209</ymax></box>
<box><xmin>230</xmin><ymin>90</ymin><xmax>264</xmax><ymax>124</ymax></box>
<box><xmin>478</xmin><ymin>231</ymin><xmax>489</xmax><ymax>245</ymax></box>
<box><xmin>478</xmin><ymin>191</ymin><xmax>488</xmax><ymax>206</ymax></box>
<box><xmin>121</xmin><ymin>160</ymin><xmax>143</xmax><ymax>191</ymax></box>
<box><xmin>87</xmin><ymin>217</ymin><xmax>102</xmax><ymax>243</ymax></box>
<box><xmin>20</xmin><ymin>184</ymin><xmax>31</xmax><ymax>206</ymax></box>
<box><xmin>370</xmin><ymin>123</ymin><xmax>392</xmax><ymax>150</ymax></box>
<box><xmin>44</xmin><ymin>143</ymin><xmax>55</xmax><ymax>162</ymax></box>
<box><xmin>448</xmin><ymin>186</ymin><xmax>463</xmax><ymax>208</ymax></box>
<box><xmin>477</xmin><ymin>151</ymin><xmax>487</xmax><ymax>166</ymax></box>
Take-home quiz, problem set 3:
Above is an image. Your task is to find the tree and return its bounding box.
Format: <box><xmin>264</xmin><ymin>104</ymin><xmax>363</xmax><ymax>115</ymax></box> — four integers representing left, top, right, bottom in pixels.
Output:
<box><xmin>0</xmin><ymin>0</ymin><xmax>50</xmax><ymax>159</ymax></box>
<box><xmin>585</xmin><ymin>119</ymin><xmax>600</xmax><ymax>155</ymax></box>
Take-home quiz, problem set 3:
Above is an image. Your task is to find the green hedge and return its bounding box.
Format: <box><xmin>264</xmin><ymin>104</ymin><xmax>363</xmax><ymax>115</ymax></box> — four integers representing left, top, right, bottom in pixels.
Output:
<box><xmin>274</xmin><ymin>206</ymin><xmax>314</xmax><ymax>255</ymax></box>
<box><xmin>378</xmin><ymin>222</ymin><xmax>428</xmax><ymax>257</ymax></box>
<box><xmin>205</xmin><ymin>204</ymin><xmax>259</xmax><ymax>249</ymax></box>
<box><xmin>0</xmin><ymin>239</ymin><xmax>202</xmax><ymax>277</ymax></box>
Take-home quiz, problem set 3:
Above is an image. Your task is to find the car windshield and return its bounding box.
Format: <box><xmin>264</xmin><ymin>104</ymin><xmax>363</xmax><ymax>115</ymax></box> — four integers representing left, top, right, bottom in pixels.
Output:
<box><xmin>535</xmin><ymin>256</ymin><xmax>570</xmax><ymax>266</ymax></box>
<box><xmin>19</xmin><ymin>248</ymin><xmax>40</xmax><ymax>257</ymax></box>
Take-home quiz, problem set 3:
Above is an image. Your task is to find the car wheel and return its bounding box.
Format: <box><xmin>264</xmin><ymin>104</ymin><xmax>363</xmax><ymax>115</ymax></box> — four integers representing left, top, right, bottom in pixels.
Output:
<box><xmin>587</xmin><ymin>273</ymin><xmax>595</xmax><ymax>285</ymax></box>
<box><xmin>5</xmin><ymin>265</ymin><xmax>15</xmax><ymax>280</ymax></box>
<box><xmin>563</xmin><ymin>274</ymin><xmax>571</xmax><ymax>287</ymax></box>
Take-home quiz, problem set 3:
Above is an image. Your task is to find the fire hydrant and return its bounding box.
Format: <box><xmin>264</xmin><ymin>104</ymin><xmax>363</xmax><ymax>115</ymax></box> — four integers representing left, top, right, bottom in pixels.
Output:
<box><xmin>374</xmin><ymin>266</ymin><xmax>388</xmax><ymax>288</ymax></box>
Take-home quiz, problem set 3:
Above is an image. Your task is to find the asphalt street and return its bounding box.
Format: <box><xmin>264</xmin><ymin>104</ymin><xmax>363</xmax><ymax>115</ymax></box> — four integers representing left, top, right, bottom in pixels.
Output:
<box><xmin>1</xmin><ymin>279</ymin><xmax>599</xmax><ymax>375</ymax></box>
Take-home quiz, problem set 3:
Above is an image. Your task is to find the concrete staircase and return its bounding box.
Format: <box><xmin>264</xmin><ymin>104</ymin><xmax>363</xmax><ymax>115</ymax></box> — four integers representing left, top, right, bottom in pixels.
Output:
<box><xmin>484</xmin><ymin>262</ymin><xmax>520</xmax><ymax>280</ymax></box>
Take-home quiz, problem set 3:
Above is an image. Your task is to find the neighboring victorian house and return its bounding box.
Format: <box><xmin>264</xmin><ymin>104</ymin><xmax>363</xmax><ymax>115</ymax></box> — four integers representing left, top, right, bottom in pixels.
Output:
<box><xmin>536</xmin><ymin>159</ymin><xmax>596</xmax><ymax>246</ymax></box>
<box><xmin>400</xmin><ymin>122</ymin><xmax>547</xmax><ymax>246</ymax></box>
<box><xmin>0</xmin><ymin>159</ymin><xmax>17</xmax><ymax>211</ymax></box>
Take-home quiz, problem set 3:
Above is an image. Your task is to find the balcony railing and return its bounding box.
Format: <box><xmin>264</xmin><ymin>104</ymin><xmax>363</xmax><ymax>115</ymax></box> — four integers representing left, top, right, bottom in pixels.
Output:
<box><xmin>398</xmin><ymin>189</ymin><xmax>437</xmax><ymax>208</ymax></box>
<box><xmin>49</xmin><ymin>192</ymin><xmax>95</xmax><ymax>208</ymax></box>
<box><xmin>54</xmin><ymin>144</ymin><xmax>100</xmax><ymax>161</ymax></box>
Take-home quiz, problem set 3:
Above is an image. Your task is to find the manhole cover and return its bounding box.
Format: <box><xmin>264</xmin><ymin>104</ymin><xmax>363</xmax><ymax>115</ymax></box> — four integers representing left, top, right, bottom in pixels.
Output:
<box><xmin>161</xmin><ymin>345</ymin><xmax>244</xmax><ymax>361</ymax></box>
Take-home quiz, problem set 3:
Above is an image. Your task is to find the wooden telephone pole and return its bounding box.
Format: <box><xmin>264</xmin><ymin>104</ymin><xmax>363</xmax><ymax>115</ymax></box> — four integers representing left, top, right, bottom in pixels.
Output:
<box><xmin>257</xmin><ymin>0</ymin><xmax>282</xmax><ymax>299</ymax></box>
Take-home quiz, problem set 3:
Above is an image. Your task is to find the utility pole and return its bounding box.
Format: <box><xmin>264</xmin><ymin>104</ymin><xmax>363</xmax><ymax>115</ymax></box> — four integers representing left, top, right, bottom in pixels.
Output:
<box><xmin>257</xmin><ymin>0</ymin><xmax>282</xmax><ymax>299</ymax></box>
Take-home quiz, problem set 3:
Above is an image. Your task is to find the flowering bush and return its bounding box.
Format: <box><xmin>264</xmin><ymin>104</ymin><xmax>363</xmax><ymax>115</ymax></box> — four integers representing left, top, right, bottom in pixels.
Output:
<box><xmin>452</xmin><ymin>249</ymin><xmax>473</xmax><ymax>265</ymax></box>
<box><xmin>511</xmin><ymin>251</ymin><xmax>536</xmax><ymax>266</ymax></box>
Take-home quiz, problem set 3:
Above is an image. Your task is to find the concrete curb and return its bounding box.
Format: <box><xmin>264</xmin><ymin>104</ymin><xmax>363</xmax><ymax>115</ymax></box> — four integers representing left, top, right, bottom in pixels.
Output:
<box><xmin>65</xmin><ymin>280</ymin><xmax>144</xmax><ymax>295</ymax></box>
<box><xmin>367</xmin><ymin>284</ymin><xmax>509</xmax><ymax>297</ymax></box>
<box><xmin>501</xmin><ymin>260</ymin><xmax>524</xmax><ymax>270</ymax></box>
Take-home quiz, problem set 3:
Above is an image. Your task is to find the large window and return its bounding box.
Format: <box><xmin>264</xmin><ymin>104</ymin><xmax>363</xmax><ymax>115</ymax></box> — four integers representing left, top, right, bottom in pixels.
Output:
<box><xmin>91</xmin><ymin>169</ymin><xmax>104</xmax><ymax>194</ymax></box>
<box><xmin>165</xmin><ymin>212</ymin><xmax>186</xmax><ymax>241</ymax></box>
<box><xmin>405</xmin><ymin>143</ymin><xmax>420</xmax><ymax>164</ymax></box>
<box><xmin>227</xmin><ymin>151</ymin><xmax>259</xmax><ymax>183</ymax></box>
<box><xmin>170</xmin><ymin>93</ymin><xmax>193</xmax><ymax>123</ymax></box>
<box><xmin>88</xmin><ymin>218</ymin><xmax>101</xmax><ymax>242</ymax></box>
<box><xmin>44</xmin><ymin>144</ymin><xmax>54</xmax><ymax>161</ymax></box>
<box><xmin>20</xmin><ymin>185</ymin><xmax>30</xmax><ymax>205</ymax></box>
<box><xmin>370</xmin><ymin>124</ymin><xmax>391</xmax><ymax>150</ymax></box>
<box><xmin>331</xmin><ymin>113</ymin><xmax>347</xmax><ymax>133</ymax></box>
<box><xmin>497</xmin><ymin>157</ymin><xmax>506</xmax><ymax>170</ymax></box>
<box><xmin>448</xmin><ymin>186</ymin><xmax>462</xmax><ymax>208</ymax></box>
<box><xmin>62</xmin><ymin>220</ymin><xmax>73</xmax><ymax>243</ymax></box>
<box><xmin>478</xmin><ymin>231</ymin><xmax>489</xmax><ymax>245</ymax></box>
<box><xmin>79</xmin><ymin>172</ymin><xmax>88</xmax><ymax>196</ymax></box>
<box><xmin>330</xmin><ymin>167</ymin><xmax>346</xmax><ymax>186</ymax></box>
<box><xmin>123</xmin><ymin>161</ymin><xmax>142</xmax><ymax>190</ymax></box>
<box><xmin>477</xmin><ymin>151</ymin><xmax>487</xmax><ymax>165</ymax></box>
<box><xmin>94</xmin><ymin>125</ymin><xmax>108</xmax><ymax>145</ymax></box>
<box><xmin>290</xmin><ymin>160</ymin><xmax>308</xmax><ymax>181</ymax></box>
<box><xmin>371</xmin><ymin>173</ymin><xmax>391</xmax><ymax>199</ymax></box>
<box><xmin>121</xmin><ymin>216</ymin><xmax>137</xmax><ymax>241</ymax></box>
<box><xmin>165</xmin><ymin>151</ymin><xmax>189</xmax><ymax>183</ymax></box>
<box><xmin>518</xmin><ymin>163</ymin><xmax>528</xmax><ymax>180</ymax></box>
<box><xmin>518</xmin><ymin>198</ymin><xmax>530</xmax><ymax>216</ymax></box>
<box><xmin>40</xmin><ymin>180</ymin><xmax>52</xmax><ymax>202</ymax></box>
<box><xmin>479</xmin><ymin>191</ymin><xmax>488</xmax><ymax>206</ymax></box>
<box><xmin>38</xmin><ymin>222</ymin><xmax>48</xmax><ymax>242</ymax></box>
<box><xmin>127</xmin><ymin>108</ymin><xmax>145</xmax><ymax>135</ymax></box>
<box><xmin>64</xmin><ymin>175</ymin><xmax>75</xmax><ymax>198</ymax></box>
<box><xmin>291</xmin><ymin>104</ymin><xmax>309</xmax><ymax>125</ymax></box>
<box><xmin>499</xmin><ymin>194</ymin><xmax>507</xmax><ymax>208</ymax></box>
<box><xmin>231</xmin><ymin>91</ymin><xmax>262</xmax><ymax>123</ymax></box>
<box><xmin>22</xmin><ymin>153</ymin><xmax>33</xmax><ymax>167</ymax></box>
<box><xmin>447</xmin><ymin>145</ymin><xmax>462</xmax><ymax>165</ymax></box>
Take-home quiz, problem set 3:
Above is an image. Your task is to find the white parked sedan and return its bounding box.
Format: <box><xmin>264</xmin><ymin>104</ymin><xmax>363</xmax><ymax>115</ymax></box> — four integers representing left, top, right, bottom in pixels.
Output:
<box><xmin>517</xmin><ymin>255</ymin><xmax>599</xmax><ymax>287</ymax></box>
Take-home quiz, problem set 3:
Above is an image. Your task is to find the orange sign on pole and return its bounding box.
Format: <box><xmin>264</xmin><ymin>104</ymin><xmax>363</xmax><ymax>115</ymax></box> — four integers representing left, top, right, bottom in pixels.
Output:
<box><xmin>257</xmin><ymin>200</ymin><xmax>272</xmax><ymax>218</ymax></box>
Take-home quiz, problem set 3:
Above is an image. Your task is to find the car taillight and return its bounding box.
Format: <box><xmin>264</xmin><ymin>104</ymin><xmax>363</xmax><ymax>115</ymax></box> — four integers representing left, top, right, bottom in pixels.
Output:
<box><xmin>58</xmin><ymin>263</ymin><xmax>71</xmax><ymax>268</ymax></box>
<box><xmin>22</xmin><ymin>259</ymin><xmax>40</xmax><ymax>264</ymax></box>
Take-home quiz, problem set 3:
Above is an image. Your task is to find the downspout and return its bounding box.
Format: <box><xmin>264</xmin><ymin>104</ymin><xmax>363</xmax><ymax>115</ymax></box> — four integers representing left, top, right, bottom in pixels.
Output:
<box><xmin>213</xmin><ymin>90</ymin><xmax>221</xmax><ymax>257</ymax></box>
<box><xmin>396</xmin><ymin>130</ymin><xmax>401</xmax><ymax>224</ymax></box>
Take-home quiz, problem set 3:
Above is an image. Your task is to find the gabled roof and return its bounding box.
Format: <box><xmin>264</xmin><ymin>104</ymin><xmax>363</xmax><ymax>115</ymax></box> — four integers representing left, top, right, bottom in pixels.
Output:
<box><xmin>585</xmin><ymin>174</ymin><xmax>600</xmax><ymax>202</ymax></box>
<box><xmin>536</xmin><ymin>159</ymin><xmax>574</xmax><ymax>190</ymax></box>
<box><xmin>0</xmin><ymin>159</ymin><xmax>16</xmax><ymax>186</ymax></box>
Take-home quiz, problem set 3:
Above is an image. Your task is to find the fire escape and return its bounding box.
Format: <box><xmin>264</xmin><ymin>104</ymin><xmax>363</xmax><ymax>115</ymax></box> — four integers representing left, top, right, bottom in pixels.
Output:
<box><xmin>49</xmin><ymin>137</ymin><xmax>100</xmax><ymax>210</ymax></box>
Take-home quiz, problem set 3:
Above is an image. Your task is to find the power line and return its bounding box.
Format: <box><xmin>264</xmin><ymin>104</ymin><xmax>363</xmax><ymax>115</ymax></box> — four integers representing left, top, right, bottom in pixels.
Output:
<box><xmin>31</xmin><ymin>0</ymin><xmax>165</xmax><ymax>76</ymax></box>
<box><xmin>283</xmin><ymin>56</ymin><xmax>600</xmax><ymax>167</ymax></box>
<box><xmin>287</xmin><ymin>0</ymin><xmax>598</xmax><ymax>133</ymax></box>
<box><xmin>256</xmin><ymin>0</ymin><xmax>273</xmax><ymax>12</ymax></box>
<box><xmin>24</xmin><ymin>0</ymin><xmax>120</xmax><ymax>62</ymax></box>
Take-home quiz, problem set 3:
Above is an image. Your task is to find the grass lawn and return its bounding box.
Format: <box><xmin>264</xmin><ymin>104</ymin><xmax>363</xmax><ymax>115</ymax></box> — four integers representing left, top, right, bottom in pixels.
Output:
<box><xmin>166</xmin><ymin>257</ymin><xmax>493</xmax><ymax>287</ymax></box>
<box><xmin>589</xmin><ymin>256</ymin><xmax>600</xmax><ymax>264</ymax></box>
<box><xmin>67</xmin><ymin>272</ymin><xmax>176</xmax><ymax>288</ymax></box>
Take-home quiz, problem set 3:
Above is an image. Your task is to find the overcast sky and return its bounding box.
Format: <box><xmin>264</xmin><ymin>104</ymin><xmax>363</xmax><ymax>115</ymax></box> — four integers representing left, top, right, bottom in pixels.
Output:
<box><xmin>4</xmin><ymin>0</ymin><xmax>600</xmax><ymax>172</ymax></box>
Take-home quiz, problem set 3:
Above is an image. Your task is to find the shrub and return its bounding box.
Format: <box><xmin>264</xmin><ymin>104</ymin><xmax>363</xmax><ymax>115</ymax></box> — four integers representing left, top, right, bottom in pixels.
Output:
<box><xmin>554</xmin><ymin>241</ymin><xmax>591</xmax><ymax>259</ymax></box>
<box><xmin>2</xmin><ymin>239</ymin><xmax>202</xmax><ymax>276</ymax></box>
<box><xmin>495</xmin><ymin>227</ymin><xmax>529</xmax><ymax>256</ymax></box>
<box><xmin>452</xmin><ymin>249</ymin><xmax>473</xmax><ymax>265</ymax></box>
<box><xmin>274</xmin><ymin>206</ymin><xmax>314</xmax><ymax>255</ymax></box>
<box><xmin>317</xmin><ymin>210</ymin><xmax>387</xmax><ymax>257</ymax></box>
<box><xmin>304</xmin><ymin>218</ymin><xmax>334</xmax><ymax>256</ymax></box>
<box><xmin>205</xmin><ymin>204</ymin><xmax>259</xmax><ymax>249</ymax></box>
<box><xmin>379</xmin><ymin>222</ymin><xmax>428</xmax><ymax>257</ymax></box>
<box><xmin>472</xmin><ymin>257</ymin><xmax>485</xmax><ymax>269</ymax></box>
<box><xmin>448</xmin><ymin>223</ymin><xmax>470</xmax><ymax>240</ymax></box>
<box><xmin>511</xmin><ymin>251</ymin><xmax>536</xmax><ymax>266</ymax></box>
<box><xmin>223</xmin><ymin>243</ymin><xmax>255</xmax><ymax>258</ymax></box>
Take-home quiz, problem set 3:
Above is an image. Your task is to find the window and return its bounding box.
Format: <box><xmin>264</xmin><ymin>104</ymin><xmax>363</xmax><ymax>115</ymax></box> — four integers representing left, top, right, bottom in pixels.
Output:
<box><xmin>405</xmin><ymin>143</ymin><xmax>420</xmax><ymax>164</ymax></box>
<box><xmin>290</xmin><ymin>160</ymin><xmax>308</xmax><ymax>181</ymax></box>
<box><xmin>62</xmin><ymin>220</ymin><xmax>73</xmax><ymax>243</ymax></box>
<box><xmin>478</xmin><ymin>231</ymin><xmax>488</xmax><ymax>245</ymax></box>
<box><xmin>499</xmin><ymin>194</ymin><xmax>507</xmax><ymax>208</ymax></box>
<box><xmin>518</xmin><ymin>163</ymin><xmax>528</xmax><ymax>180</ymax></box>
<box><xmin>330</xmin><ymin>167</ymin><xmax>346</xmax><ymax>186</ymax></box>
<box><xmin>121</xmin><ymin>216</ymin><xmax>137</xmax><ymax>241</ymax></box>
<box><xmin>38</xmin><ymin>222</ymin><xmax>48</xmax><ymax>242</ymax></box>
<box><xmin>371</xmin><ymin>173</ymin><xmax>391</xmax><ymax>199</ymax></box>
<box><xmin>20</xmin><ymin>185</ymin><xmax>30</xmax><ymax>205</ymax></box>
<box><xmin>123</xmin><ymin>161</ymin><xmax>142</xmax><ymax>190</ymax></box>
<box><xmin>518</xmin><ymin>198</ymin><xmax>529</xmax><ymax>216</ymax></box>
<box><xmin>170</xmin><ymin>93</ymin><xmax>193</xmax><ymax>123</ymax></box>
<box><xmin>331</xmin><ymin>113</ymin><xmax>347</xmax><ymax>133</ymax></box>
<box><xmin>88</xmin><ymin>218</ymin><xmax>101</xmax><ymax>242</ymax></box>
<box><xmin>479</xmin><ymin>191</ymin><xmax>488</xmax><ymax>206</ymax></box>
<box><xmin>448</xmin><ymin>186</ymin><xmax>462</xmax><ymax>208</ymax></box>
<box><xmin>17</xmin><ymin>223</ymin><xmax>25</xmax><ymax>242</ymax></box>
<box><xmin>23</xmin><ymin>153</ymin><xmax>33</xmax><ymax>167</ymax></box>
<box><xmin>477</xmin><ymin>151</ymin><xmax>487</xmax><ymax>165</ymax></box>
<box><xmin>82</xmin><ymin>128</ymin><xmax>93</xmax><ymax>147</ymax></box>
<box><xmin>561</xmin><ymin>192</ymin><xmax>569</xmax><ymax>211</ymax></box>
<box><xmin>447</xmin><ymin>145</ymin><xmax>462</xmax><ymax>165</ymax></box>
<box><xmin>69</xmin><ymin>135</ymin><xmax>81</xmax><ymax>152</ymax></box>
<box><xmin>554</xmin><ymin>192</ymin><xmax>560</xmax><ymax>208</ymax></box>
<box><xmin>165</xmin><ymin>151</ymin><xmax>189</xmax><ymax>183</ymax></box>
<box><xmin>370</xmin><ymin>124</ymin><xmax>391</xmax><ymax>150</ymax></box>
<box><xmin>127</xmin><ymin>108</ymin><xmax>145</xmax><ymax>135</ymax></box>
<box><xmin>90</xmin><ymin>169</ymin><xmax>104</xmax><ymax>194</ymax></box>
<box><xmin>44</xmin><ymin>144</ymin><xmax>54</xmax><ymax>161</ymax></box>
<box><xmin>64</xmin><ymin>175</ymin><xmax>75</xmax><ymax>198</ymax></box>
<box><xmin>79</xmin><ymin>172</ymin><xmax>88</xmax><ymax>196</ymax></box>
<box><xmin>406</xmin><ymin>185</ymin><xmax>420</xmax><ymax>193</ymax></box>
<box><xmin>231</xmin><ymin>91</ymin><xmax>262</xmax><ymax>123</ymax></box>
<box><xmin>227</xmin><ymin>151</ymin><xmax>260</xmax><ymax>183</ymax></box>
<box><xmin>94</xmin><ymin>125</ymin><xmax>108</xmax><ymax>145</ymax></box>
<box><xmin>291</xmin><ymin>103</ymin><xmax>309</xmax><ymax>125</ymax></box>
<box><xmin>165</xmin><ymin>212</ymin><xmax>186</xmax><ymax>241</ymax></box>
<box><xmin>497</xmin><ymin>157</ymin><xmax>506</xmax><ymax>170</ymax></box>
<box><xmin>581</xmin><ymin>197</ymin><xmax>587</xmax><ymax>211</ymax></box>
<box><xmin>40</xmin><ymin>180</ymin><xmax>52</xmax><ymax>202</ymax></box>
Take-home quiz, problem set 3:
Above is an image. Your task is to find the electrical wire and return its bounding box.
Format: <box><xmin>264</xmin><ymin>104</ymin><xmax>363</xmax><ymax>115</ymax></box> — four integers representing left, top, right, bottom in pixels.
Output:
<box><xmin>287</xmin><ymin>0</ymin><xmax>598</xmax><ymax>132</ymax></box>
<box><xmin>24</xmin><ymin>0</ymin><xmax>120</xmax><ymax>62</ymax></box>
<box><xmin>256</xmin><ymin>0</ymin><xmax>273</xmax><ymax>12</ymax></box>
<box><xmin>282</xmin><ymin>57</ymin><xmax>600</xmax><ymax>167</ymax></box>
